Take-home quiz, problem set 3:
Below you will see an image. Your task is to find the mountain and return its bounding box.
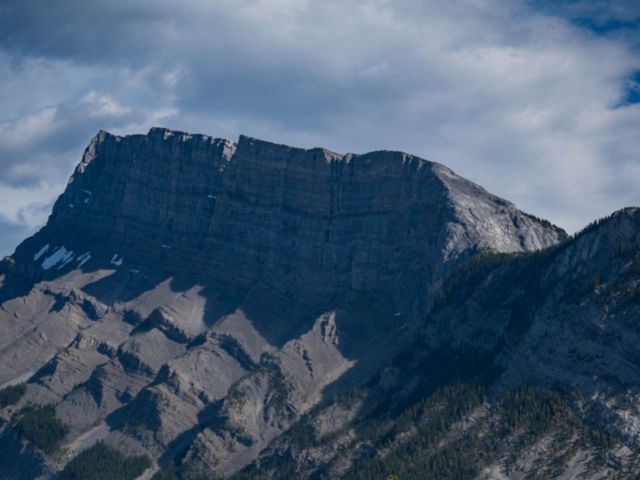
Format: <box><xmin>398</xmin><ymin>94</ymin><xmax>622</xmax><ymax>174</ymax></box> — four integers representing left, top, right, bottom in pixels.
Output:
<box><xmin>240</xmin><ymin>207</ymin><xmax>640</xmax><ymax>480</ymax></box>
<box><xmin>1</xmin><ymin>127</ymin><xmax>636</xmax><ymax>479</ymax></box>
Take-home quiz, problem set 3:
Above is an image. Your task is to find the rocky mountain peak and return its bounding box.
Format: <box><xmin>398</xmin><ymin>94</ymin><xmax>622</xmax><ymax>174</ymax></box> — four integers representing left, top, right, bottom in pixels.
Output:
<box><xmin>7</xmin><ymin>128</ymin><xmax>566</xmax><ymax>326</ymax></box>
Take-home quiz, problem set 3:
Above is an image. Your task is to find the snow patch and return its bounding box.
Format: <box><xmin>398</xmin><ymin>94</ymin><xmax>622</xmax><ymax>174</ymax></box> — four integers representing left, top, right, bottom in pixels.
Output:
<box><xmin>77</xmin><ymin>252</ymin><xmax>91</xmax><ymax>267</ymax></box>
<box><xmin>42</xmin><ymin>246</ymin><xmax>74</xmax><ymax>270</ymax></box>
<box><xmin>58</xmin><ymin>255</ymin><xmax>76</xmax><ymax>269</ymax></box>
<box><xmin>33</xmin><ymin>244</ymin><xmax>50</xmax><ymax>261</ymax></box>
<box><xmin>110</xmin><ymin>254</ymin><xmax>123</xmax><ymax>267</ymax></box>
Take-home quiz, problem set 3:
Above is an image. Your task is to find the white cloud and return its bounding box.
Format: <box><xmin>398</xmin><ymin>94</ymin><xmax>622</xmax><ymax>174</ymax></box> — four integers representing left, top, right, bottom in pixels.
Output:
<box><xmin>0</xmin><ymin>181</ymin><xmax>61</xmax><ymax>228</ymax></box>
<box><xmin>82</xmin><ymin>91</ymin><xmax>132</xmax><ymax>117</ymax></box>
<box><xmin>0</xmin><ymin>107</ymin><xmax>59</xmax><ymax>150</ymax></box>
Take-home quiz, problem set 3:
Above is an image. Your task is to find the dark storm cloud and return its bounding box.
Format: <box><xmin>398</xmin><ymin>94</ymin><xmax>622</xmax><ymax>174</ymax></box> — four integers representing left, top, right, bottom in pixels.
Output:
<box><xmin>1</xmin><ymin>0</ymin><xmax>639</xmax><ymax>256</ymax></box>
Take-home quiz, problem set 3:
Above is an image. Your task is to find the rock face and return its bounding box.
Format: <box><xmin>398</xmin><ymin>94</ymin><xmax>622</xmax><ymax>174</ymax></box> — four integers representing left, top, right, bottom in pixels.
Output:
<box><xmin>3</xmin><ymin>126</ymin><xmax>618</xmax><ymax>479</ymax></box>
<box><xmin>13</xmin><ymin>128</ymin><xmax>564</xmax><ymax>336</ymax></box>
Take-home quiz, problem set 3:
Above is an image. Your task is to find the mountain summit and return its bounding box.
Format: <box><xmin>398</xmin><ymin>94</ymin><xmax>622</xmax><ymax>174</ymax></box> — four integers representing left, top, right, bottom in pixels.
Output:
<box><xmin>21</xmin><ymin>127</ymin><xmax>563</xmax><ymax>283</ymax></box>
<box><xmin>3</xmin><ymin>129</ymin><xmax>638</xmax><ymax>479</ymax></box>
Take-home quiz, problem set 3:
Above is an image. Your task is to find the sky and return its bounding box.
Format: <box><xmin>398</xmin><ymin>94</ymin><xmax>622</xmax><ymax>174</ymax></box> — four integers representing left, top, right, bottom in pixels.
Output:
<box><xmin>0</xmin><ymin>0</ymin><xmax>639</xmax><ymax>256</ymax></box>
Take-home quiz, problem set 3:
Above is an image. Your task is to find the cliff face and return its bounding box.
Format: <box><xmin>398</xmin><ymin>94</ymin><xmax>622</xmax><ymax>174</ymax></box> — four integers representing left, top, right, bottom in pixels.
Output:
<box><xmin>0</xmin><ymin>128</ymin><xmax>571</xmax><ymax>478</ymax></box>
<box><xmin>14</xmin><ymin>128</ymin><xmax>564</xmax><ymax>324</ymax></box>
<box><xmin>45</xmin><ymin>128</ymin><xmax>562</xmax><ymax>261</ymax></box>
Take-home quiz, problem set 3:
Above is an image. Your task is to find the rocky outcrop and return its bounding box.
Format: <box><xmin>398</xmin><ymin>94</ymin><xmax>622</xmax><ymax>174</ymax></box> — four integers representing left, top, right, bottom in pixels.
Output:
<box><xmin>0</xmin><ymin>128</ymin><xmax>570</xmax><ymax>478</ymax></box>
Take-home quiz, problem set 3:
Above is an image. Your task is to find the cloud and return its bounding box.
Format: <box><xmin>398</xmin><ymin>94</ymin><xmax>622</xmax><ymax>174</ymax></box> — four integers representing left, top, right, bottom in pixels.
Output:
<box><xmin>0</xmin><ymin>181</ymin><xmax>60</xmax><ymax>228</ymax></box>
<box><xmin>0</xmin><ymin>0</ymin><xmax>639</xmax><ymax>256</ymax></box>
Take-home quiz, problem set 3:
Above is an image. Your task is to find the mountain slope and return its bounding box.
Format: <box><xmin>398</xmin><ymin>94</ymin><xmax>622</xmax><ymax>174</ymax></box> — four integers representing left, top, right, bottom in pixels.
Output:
<box><xmin>233</xmin><ymin>208</ymin><xmax>640</xmax><ymax>480</ymax></box>
<box><xmin>0</xmin><ymin>127</ymin><xmax>579</xmax><ymax>479</ymax></box>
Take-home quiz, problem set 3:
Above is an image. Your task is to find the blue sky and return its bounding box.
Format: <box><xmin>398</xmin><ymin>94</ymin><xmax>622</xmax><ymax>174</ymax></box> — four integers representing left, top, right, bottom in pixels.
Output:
<box><xmin>0</xmin><ymin>0</ymin><xmax>639</xmax><ymax>256</ymax></box>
